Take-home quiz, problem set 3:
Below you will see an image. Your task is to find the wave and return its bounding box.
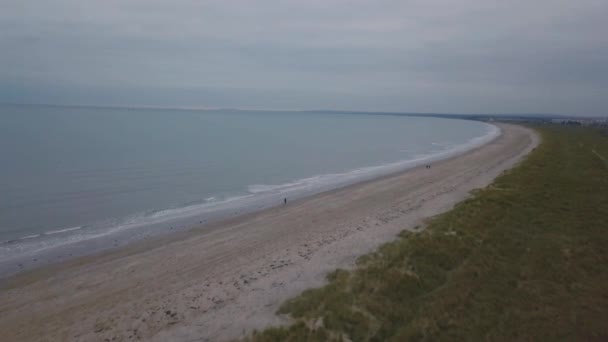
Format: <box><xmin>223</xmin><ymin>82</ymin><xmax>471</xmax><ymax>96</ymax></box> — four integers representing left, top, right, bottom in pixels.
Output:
<box><xmin>248</xmin><ymin>180</ymin><xmax>311</xmax><ymax>194</ymax></box>
<box><xmin>45</xmin><ymin>226</ymin><xmax>83</xmax><ymax>235</ymax></box>
<box><xmin>145</xmin><ymin>194</ymin><xmax>254</xmax><ymax>220</ymax></box>
<box><xmin>4</xmin><ymin>234</ymin><xmax>41</xmax><ymax>243</ymax></box>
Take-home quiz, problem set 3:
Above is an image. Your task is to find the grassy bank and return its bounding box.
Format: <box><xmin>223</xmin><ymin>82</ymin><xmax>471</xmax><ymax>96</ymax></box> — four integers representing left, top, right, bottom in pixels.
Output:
<box><xmin>248</xmin><ymin>125</ymin><xmax>608</xmax><ymax>341</ymax></box>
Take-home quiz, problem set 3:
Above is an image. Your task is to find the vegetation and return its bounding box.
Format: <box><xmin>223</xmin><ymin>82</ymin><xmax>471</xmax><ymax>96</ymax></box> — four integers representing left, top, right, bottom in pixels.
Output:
<box><xmin>247</xmin><ymin>126</ymin><xmax>608</xmax><ymax>341</ymax></box>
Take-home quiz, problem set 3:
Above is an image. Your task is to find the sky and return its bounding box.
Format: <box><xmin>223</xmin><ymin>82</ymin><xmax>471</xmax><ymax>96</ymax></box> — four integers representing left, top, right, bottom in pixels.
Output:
<box><xmin>1</xmin><ymin>0</ymin><xmax>607</xmax><ymax>115</ymax></box>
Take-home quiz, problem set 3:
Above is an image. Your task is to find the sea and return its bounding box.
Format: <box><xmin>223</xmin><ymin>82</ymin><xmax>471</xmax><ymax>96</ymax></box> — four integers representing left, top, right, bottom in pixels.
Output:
<box><xmin>0</xmin><ymin>104</ymin><xmax>499</xmax><ymax>276</ymax></box>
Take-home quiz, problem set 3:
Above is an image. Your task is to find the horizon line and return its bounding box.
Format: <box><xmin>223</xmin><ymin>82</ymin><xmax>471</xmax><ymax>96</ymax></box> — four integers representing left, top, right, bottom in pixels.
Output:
<box><xmin>1</xmin><ymin>101</ymin><xmax>596</xmax><ymax>119</ymax></box>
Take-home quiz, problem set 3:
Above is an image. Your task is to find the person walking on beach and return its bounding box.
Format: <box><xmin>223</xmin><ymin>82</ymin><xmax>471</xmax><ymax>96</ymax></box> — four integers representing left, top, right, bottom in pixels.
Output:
<box><xmin>284</xmin><ymin>198</ymin><xmax>287</xmax><ymax>205</ymax></box>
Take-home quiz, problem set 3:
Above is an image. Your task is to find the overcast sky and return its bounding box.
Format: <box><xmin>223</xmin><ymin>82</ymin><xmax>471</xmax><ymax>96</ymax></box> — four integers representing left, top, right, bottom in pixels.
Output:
<box><xmin>2</xmin><ymin>0</ymin><xmax>607</xmax><ymax>115</ymax></box>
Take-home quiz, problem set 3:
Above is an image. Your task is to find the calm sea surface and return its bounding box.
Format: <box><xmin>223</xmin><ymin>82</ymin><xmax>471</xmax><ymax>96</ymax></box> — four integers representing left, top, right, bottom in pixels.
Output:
<box><xmin>0</xmin><ymin>105</ymin><xmax>498</xmax><ymax>264</ymax></box>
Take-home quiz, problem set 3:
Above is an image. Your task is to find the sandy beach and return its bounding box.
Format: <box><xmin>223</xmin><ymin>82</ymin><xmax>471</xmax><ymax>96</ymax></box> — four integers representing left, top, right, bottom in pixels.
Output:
<box><xmin>0</xmin><ymin>123</ymin><xmax>538</xmax><ymax>342</ymax></box>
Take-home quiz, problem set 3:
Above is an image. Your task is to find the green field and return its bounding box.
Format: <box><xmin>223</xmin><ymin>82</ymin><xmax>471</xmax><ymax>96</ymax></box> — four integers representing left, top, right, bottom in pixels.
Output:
<box><xmin>248</xmin><ymin>125</ymin><xmax>608</xmax><ymax>341</ymax></box>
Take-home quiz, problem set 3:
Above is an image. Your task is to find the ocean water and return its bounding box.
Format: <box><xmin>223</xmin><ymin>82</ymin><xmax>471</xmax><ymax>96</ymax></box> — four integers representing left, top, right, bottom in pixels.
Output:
<box><xmin>0</xmin><ymin>104</ymin><xmax>498</xmax><ymax>272</ymax></box>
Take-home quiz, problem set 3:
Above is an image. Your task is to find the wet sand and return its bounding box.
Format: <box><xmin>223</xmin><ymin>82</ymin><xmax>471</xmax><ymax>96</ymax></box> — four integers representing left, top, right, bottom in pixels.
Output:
<box><xmin>0</xmin><ymin>123</ymin><xmax>539</xmax><ymax>342</ymax></box>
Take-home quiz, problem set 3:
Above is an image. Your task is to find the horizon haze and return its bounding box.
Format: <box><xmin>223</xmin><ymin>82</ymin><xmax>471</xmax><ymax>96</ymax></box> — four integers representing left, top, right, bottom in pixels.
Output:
<box><xmin>2</xmin><ymin>0</ymin><xmax>607</xmax><ymax>116</ymax></box>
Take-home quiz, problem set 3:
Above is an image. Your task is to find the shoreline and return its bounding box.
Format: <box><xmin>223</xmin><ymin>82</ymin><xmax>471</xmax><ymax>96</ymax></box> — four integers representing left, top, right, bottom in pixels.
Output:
<box><xmin>0</xmin><ymin>121</ymin><xmax>499</xmax><ymax>279</ymax></box>
<box><xmin>0</xmin><ymin>123</ymin><xmax>539</xmax><ymax>342</ymax></box>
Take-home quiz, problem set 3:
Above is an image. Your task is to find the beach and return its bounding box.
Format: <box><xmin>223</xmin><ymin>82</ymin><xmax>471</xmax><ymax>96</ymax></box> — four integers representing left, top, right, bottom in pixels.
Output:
<box><xmin>0</xmin><ymin>123</ymin><xmax>539</xmax><ymax>341</ymax></box>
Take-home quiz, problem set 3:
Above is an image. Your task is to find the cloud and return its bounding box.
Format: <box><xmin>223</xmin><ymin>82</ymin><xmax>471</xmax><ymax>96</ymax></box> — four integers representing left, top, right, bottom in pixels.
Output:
<box><xmin>1</xmin><ymin>0</ymin><xmax>607</xmax><ymax>115</ymax></box>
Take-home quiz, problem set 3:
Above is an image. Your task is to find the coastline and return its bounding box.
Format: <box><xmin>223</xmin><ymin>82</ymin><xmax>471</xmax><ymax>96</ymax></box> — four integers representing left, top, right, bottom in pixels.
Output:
<box><xmin>0</xmin><ymin>123</ymin><xmax>539</xmax><ymax>342</ymax></box>
<box><xmin>0</xmin><ymin>120</ymin><xmax>499</xmax><ymax>279</ymax></box>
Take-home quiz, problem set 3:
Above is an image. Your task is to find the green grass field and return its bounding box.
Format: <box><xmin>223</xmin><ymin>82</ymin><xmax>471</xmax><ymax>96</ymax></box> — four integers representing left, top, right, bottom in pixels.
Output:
<box><xmin>247</xmin><ymin>125</ymin><xmax>608</xmax><ymax>341</ymax></box>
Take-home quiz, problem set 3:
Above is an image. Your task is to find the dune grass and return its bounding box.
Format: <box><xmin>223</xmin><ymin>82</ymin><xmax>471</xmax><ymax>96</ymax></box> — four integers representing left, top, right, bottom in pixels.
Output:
<box><xmin>247</xmin><ymin>125</ymin><xmax>608</xmax><ymax>341</ymax></box>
